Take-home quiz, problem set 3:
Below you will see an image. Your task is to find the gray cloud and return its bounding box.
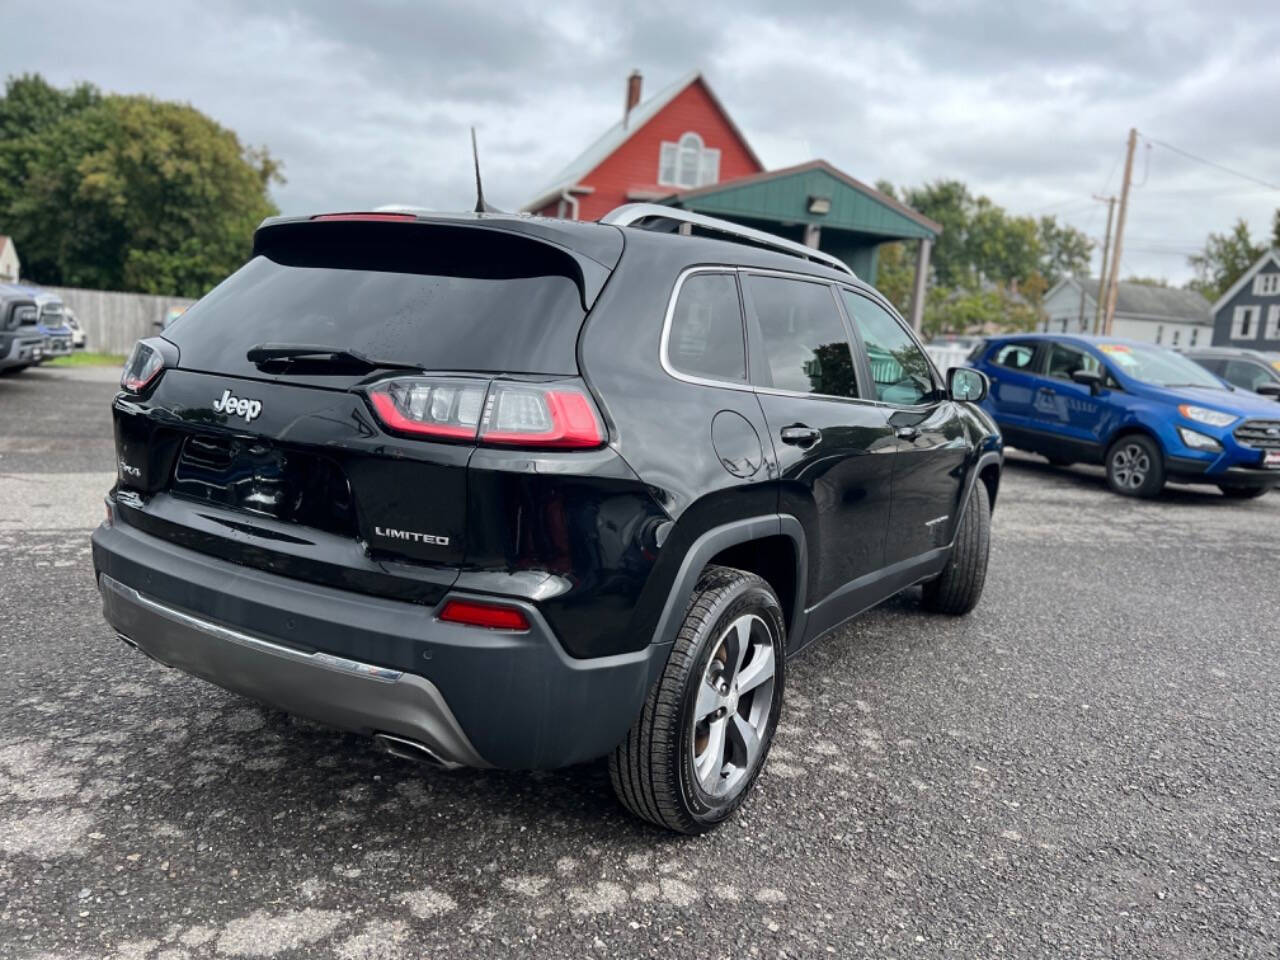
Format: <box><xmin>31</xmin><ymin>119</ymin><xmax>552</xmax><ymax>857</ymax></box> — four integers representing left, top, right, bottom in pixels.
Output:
<box><xmin>1</xmin><ymin>0</ymin><xmax>1277</xmax><ymax>282</ymax></box>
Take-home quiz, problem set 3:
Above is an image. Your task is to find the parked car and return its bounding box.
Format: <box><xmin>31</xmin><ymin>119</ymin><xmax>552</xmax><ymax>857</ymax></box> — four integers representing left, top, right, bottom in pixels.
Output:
<box><xmin>0</xmin><ymin>285</ymin><xmax>75</xmax><ymax>361</ymax></box>
<box><xmin>970</xmin><ymin>333</ymin><xmax>1280</xmax><ymax>499</ymax></box>
<box><xmin>1184</xmin><ymin>347</ymin><xmax>1280</xmax><ymax>399</ymax></box>
<box><xmin>92</xmin><ymin>205</ymin><xmax>1002</xmax><ymax>833</ymax></box>
<box><xmin>65</xmin><ymin>308</ymin><xmax>87</xmax><ymax>350</ymax></box>
<box><xmin>0</xmin><ymin>287</ymin><xmax>46</xmax><ymax>374</ymax></box>
<box><xmin>33</xmin><ymin>292</ymin><xmax>75</xmax><ymax>361</ymax></box>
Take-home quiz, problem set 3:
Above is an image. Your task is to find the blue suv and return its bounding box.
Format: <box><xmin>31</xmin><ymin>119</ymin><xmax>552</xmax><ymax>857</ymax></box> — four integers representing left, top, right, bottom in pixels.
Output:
<box><xmin>969</xmin><ymin>334</ymin><xmax>1280</xmax><ymax>499</ymax></box>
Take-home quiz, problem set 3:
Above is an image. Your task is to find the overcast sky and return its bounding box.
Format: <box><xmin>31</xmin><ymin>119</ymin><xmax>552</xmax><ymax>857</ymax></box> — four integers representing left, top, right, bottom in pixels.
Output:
<box><xmin>3</xmin><ymin>0</ymin><xmax>1278</xmax><ymax>283</ymax></box>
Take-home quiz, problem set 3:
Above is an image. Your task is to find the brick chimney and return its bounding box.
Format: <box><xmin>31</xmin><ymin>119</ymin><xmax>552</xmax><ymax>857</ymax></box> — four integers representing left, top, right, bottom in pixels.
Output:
<box><xmin>623</xmin><ymin>70</ymin><xmax>642</xmax><ymax>127</ymax></box>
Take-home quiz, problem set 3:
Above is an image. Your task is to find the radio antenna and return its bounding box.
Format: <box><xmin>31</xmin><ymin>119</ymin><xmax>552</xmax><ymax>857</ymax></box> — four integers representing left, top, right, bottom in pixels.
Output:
<box><xmin>471</xmin><ymin>127</ymin><xmax>488</xmax><ymax>214</ymax></box>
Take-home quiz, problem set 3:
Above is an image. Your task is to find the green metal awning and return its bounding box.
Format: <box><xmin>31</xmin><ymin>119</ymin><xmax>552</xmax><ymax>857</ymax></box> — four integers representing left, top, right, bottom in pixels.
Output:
<box><xmin>661</xmin><ymin>159</ymin><xmax>940</xmax><ymax>242</ymax></box>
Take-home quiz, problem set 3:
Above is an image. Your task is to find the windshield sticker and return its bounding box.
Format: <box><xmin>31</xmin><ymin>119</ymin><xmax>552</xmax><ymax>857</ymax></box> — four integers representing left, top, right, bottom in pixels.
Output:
<box><xmin>1099</xmin><ymin>344</ymin><xmax>1131</xmax><ymax>354</ymax></box>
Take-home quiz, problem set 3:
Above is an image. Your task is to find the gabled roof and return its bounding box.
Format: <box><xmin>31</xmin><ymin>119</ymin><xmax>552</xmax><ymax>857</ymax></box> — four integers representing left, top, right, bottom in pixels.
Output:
<box><xmin>521</xmin><ymin>71</ymin><xmax>761</xmax><ymax>213</ymax></box>
<box><xmin>666</xmin><ymin>159</ymin><xmax>942</xmax><ymax>238</ymax></box>
<box><xmin>1210</xmin><ymin>248</ymin><xmax>1280</xmax><ymax>314</ymax></box>
<box><xmin>1050</xmin><ymin>276</ymin><xmax>1211</xmax><ymax>324</ymax></box>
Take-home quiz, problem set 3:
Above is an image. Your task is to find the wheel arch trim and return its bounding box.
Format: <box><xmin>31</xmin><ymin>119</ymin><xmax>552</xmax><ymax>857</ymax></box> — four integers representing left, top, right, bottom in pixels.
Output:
<box><xmin>950</xmin><ymin>450</ymin><xmax>1003</xmax><ymax>539</ymax></box>
<box><xmin>651</xmin><ymin>514</ymin><xmax>808</xmax><ymax>652</ymax></box>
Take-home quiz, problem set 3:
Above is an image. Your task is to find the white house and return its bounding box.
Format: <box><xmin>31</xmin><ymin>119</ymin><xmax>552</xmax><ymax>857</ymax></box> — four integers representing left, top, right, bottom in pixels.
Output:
<box><xmin>1041</xmin><ymin>277</ymin><xmax>1212</xmax><ymax>347</ymax></box>
<box><xmin>0</xmin><ymin>235</ymin><xmax>18</xmax><ymax>283</ymax></box>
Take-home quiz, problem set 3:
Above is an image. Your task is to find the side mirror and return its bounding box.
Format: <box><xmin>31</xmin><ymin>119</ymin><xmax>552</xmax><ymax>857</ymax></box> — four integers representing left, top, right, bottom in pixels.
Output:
<box><xmin>1256</xmin><ymin>382</ymin><xmax>1280</xmax><ymax>399</ymax></box>
<box><xmin>947</xmin><ymin>366</ymin><xmax>989</xmax><ymax>404</ymax></box>
<box><xmin>1070</xmin><ymin>368</ymin><xmax>1105</xmax><ymax>394</ymax></box>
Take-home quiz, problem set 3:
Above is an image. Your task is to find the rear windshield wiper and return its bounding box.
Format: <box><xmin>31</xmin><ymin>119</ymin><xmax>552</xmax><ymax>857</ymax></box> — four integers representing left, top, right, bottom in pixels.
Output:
<box><xmin>247</xmin><ymin>343</ymin><xmax>421</xmax><ymax>374</ymax></box>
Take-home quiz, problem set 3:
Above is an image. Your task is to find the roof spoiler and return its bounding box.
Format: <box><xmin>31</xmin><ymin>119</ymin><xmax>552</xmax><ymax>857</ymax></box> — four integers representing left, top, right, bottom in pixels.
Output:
<box><xmin>252</xmin><ymin>213</ymin><xmax>622</xmax><ymax>311</ymax></box>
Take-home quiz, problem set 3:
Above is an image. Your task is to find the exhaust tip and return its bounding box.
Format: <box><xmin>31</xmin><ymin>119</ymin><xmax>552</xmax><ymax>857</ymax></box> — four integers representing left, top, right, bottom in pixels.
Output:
<box><xmin>373</xmin><ymin>732</ymin><xmax>456</xmax><ymax>769</ymax></box>
<box><xmin>117</xmin><ymin>633</ymin><xmax>139</xmax><ymax>650</ymax></box>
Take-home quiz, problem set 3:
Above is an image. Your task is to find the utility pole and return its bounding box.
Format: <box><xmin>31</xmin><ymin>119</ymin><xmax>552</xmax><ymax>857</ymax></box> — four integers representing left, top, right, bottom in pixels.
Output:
<box><xmin>1092</xmin><ymin>194</ymin><xmax>1117</xmax><ymax>334</ymax></box>
<box><xmin>1102</xmin><ymin>128</ymin><xmax>1138</xmax><ymax>336</ymax></box>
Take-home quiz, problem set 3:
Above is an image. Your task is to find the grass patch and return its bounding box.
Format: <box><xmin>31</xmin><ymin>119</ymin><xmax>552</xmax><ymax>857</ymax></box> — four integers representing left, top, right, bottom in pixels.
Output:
<box><xmin>45</xmin><ymin>351</ymin><xmax>126</xmax><ymax>368</ymax></box>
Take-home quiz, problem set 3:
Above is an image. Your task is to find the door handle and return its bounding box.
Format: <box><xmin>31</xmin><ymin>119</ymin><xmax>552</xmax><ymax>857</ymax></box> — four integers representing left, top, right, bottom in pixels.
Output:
<box><xmin>895</xmin><ymin>425</ymin><xmax>920</xmax><ymax>441</ymax></box>
<box><xmin>780</xmin><ymin>424</ymin><xmax>821</xmax><ymax>447</ymax></box>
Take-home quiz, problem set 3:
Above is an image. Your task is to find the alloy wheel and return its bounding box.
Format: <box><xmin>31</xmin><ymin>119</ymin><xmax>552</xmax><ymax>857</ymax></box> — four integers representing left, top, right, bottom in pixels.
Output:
<box><xmin>690</xmin><ymin>613</ymin><xmax>777</xmax><ymax>798</ymax></box>
<box><xmin>1111</xmin><ymin>443</ymin><xmax>1150</xmax><ymax>490</ymax></box>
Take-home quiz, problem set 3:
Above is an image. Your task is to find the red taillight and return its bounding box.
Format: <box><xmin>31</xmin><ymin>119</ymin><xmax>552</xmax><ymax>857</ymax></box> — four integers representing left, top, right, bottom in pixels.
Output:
<box><xmin>438</xmin><ymin>598</ymin><xmax>530</xmax><ymax>631</ymax></box>
<box><xmin>365</xmin><ymin>378</ymin><xmax>606</xmax><ymax>449</ymax></box>
<box><xmin>480</xmin><ymin>386</ymin><xmax>605</xmax><ymax>448</ymax></box>
<box><xmin>121</xmin><ymin>340</ymin><xmax>165</xmax><ymax>393</ymax></box>
<box><xmin>366</xmin><ymin>378</ymin><xmax>486</xmax><ymax>441</ymax></box>
<box><xmin>310</xmin><ymin>213</ymin><xmax>417</xmax><ymax>222</ymax></box>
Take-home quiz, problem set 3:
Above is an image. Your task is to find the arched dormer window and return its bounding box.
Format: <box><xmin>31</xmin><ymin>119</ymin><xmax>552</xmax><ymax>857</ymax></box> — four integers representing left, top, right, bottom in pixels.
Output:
<box><xmin>658</xmin><ymin>132</ymin><xmax>720</xmax><ymax>189</ymax></box>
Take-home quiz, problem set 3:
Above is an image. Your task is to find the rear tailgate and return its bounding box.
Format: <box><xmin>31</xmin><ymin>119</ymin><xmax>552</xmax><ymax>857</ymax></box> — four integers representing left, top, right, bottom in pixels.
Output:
<box><xmin>113</xmin><ymin>217</ymin><xmax>618</xmax><ymax>603</ymax></box>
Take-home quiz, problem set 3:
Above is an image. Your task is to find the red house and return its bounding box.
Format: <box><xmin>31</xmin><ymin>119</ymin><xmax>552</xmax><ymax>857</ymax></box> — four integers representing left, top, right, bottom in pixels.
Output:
<box><xmin>522</xmin><ymin>70</ymin><xmax>942</xmax><ymax>330</ymax></box>
<box><xmin>522</xmin><ymin>71</ymin><xmax>764</xmax><ymax>222</ymax></box>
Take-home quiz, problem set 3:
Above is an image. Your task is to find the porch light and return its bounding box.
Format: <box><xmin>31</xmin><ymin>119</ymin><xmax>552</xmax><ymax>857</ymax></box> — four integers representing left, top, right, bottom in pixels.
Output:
<box><xmin>807</xmin><ymin>195</ymin><xmax>831</xmax><ymax>215</ymax></box>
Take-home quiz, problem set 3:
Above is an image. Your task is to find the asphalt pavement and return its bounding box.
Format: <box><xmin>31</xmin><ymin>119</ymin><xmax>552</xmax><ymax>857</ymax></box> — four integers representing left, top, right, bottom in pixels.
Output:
<box><xmin>1</xmin><ymin>365</ymin><xmax>1278</xmax><ymax>959</ymax></box>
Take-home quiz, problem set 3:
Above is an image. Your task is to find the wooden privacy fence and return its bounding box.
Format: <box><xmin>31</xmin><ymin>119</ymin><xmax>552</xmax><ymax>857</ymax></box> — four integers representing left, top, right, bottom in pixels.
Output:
<box><xmin>42</xmin><ymin>286</ymin><xmax>196</xmax><ymax>355</ymax></box>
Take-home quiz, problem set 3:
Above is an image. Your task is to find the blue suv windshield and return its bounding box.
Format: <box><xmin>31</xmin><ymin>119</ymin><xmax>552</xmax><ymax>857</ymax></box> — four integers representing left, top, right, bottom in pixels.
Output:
<box><xmin>1099</xmin><ymin>343</ymin><xmax>1226</xmax><ymax>390</ymax></box>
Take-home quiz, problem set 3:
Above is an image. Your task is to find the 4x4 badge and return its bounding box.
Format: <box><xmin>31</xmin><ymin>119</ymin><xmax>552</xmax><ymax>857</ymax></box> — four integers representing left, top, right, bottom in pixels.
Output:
<box><xmin>213</xmin><ymin>388</ymin><xmax>262</xmax><ymax>423</ymax></box>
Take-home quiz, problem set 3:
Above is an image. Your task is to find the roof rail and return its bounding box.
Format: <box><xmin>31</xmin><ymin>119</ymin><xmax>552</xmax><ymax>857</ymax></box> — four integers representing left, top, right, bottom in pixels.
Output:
<box><xmin>599</xmin><ymin>203</ymin><xmax>855</xmax><ymax>277</ymax></box>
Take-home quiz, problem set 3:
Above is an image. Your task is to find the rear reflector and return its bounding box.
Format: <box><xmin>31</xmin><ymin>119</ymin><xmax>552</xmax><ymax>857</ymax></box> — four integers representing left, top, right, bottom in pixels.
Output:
<box><xmin>438</xmin><ymin>598</ymin><xmax>530</xmax><ymax>631</ymax></box>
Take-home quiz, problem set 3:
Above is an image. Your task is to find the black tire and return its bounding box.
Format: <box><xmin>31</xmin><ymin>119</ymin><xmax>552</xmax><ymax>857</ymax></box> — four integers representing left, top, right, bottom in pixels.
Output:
<box><xmin>1218</xmin><ymin>484</ymin><xmax>1270</xmax><ymax>500</ymax></box>
<box><xmin>922</xmin><ymin>480</ymin><xmax>991</xmax><ymax>616</ymax></box>
<box><xmin>1105</xmin><ymin>434</ymin><xmax>1165</xmax><ymax>498</ymax></box>
<box><xmin>610</xmin><ymin>566</ymin><xmax>786</xmax><ymax>834</ymax></box>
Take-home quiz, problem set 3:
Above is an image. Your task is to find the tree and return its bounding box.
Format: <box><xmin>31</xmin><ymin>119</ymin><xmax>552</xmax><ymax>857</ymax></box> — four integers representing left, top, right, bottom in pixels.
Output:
<box><xmin>1038</xmin><ymin>216</ymin><xmax>1092</xmax><ymax>286</ymax></box>
<box><xmin>0</xmin><ymin>74</ymin><xmax>281</xmax><ymax>296</ymax></box>
<box><xmin>922</xmin><ymin>286</ymin><xmax>1040</xmax><ymax>340</ymax></box>
<box><xmin>1188</xmin><ymin>218</ymin><xmax>1264</xmax><ymax>302</ymax></box>
<box><xmin>873</xmin><ymin>178</ymin><xmax>1091</xmax><ymax>335</ymax></box>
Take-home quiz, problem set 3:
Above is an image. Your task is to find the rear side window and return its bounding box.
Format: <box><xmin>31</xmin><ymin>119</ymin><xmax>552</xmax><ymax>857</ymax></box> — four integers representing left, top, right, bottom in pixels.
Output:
<box><xmin>840</xmin><ymin>290</ymin><xmax>935</xmax><ymax>405</ymax></box>
<box><xmin>992</xmin><ymin>342</ymin><xmax>1037</xmax><ymax>371</ymax></box>
<box><xmin>666</xmin><ymin>273</ymin><xmax>746</xmax><ymax>382</ymax></box>
<box><xmin>164</xmin><ymin>224</ymin><xmax>588</xmax><ymax>377</ymax></box>
<box><xmin>743</xmin><ymin>275</ymin><xmax>857</xmax><ymax>398</ymax></box>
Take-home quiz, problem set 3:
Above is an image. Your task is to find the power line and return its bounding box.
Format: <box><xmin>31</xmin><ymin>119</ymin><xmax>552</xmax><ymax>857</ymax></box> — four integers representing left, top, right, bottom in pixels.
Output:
<box><xmin>1145</xmin><ymin>137</ymin><xmax>1280</xmax><ymax>192</ymax></box>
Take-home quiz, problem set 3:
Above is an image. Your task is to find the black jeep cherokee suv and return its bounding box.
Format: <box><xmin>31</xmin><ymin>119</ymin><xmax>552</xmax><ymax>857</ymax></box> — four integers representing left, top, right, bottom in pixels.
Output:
<box><xmin>93</xmin><ymin>204</ymin><xmax>1002</xmax><ymax>833</ymax></box>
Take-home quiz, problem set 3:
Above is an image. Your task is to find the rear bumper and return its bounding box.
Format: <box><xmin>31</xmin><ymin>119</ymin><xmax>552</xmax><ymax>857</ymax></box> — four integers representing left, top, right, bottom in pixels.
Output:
<box><xmin>101</xmin><ymin>573</ymin><xmax>487</xmax><ymax>767</ymax></box>
<box><xmin>92</xmin><ymin>516</ymin><xmax>668</xmax><ymax>769</ymax></box>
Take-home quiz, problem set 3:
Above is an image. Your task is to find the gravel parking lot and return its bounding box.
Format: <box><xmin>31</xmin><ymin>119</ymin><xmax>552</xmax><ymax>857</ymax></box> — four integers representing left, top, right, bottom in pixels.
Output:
<box><xmin>2</xmin><ymin>366</ymin><xmax>1278</xmax><ymax>959</ymax></box>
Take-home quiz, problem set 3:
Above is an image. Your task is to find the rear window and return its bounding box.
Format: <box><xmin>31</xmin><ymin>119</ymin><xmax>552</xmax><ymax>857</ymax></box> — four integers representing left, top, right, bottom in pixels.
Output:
<box><xmin>667</xmin><ymin>272</ymin><xmax>746</xmax><ymax>382</ymax></box>
<box><xmin>166</xmin><ymin>224</ymin><xmax>588</xmax><ymax>377</ymax></box>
